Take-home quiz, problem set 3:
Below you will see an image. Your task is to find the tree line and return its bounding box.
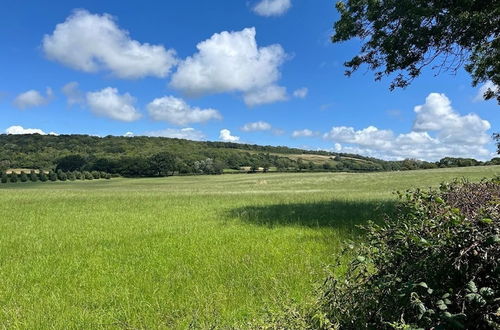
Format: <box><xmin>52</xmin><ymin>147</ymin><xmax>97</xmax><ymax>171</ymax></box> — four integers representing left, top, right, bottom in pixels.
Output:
<box><xmin>0</xmin><ymin>134</ymin><xmax>498</xmax><ymax>178</ymax></box>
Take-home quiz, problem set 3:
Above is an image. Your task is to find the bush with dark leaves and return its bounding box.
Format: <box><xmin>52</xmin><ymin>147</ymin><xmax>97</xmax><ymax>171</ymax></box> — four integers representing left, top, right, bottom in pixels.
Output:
<box><xmin>261</xmin><ymin>178</ymin><xmax>499</xmax><ymax>329</ymax></box>
<box><xmin>318</xmin><ymin>178</ymin><xmax>500</xmax><ymax>329</ymax></box>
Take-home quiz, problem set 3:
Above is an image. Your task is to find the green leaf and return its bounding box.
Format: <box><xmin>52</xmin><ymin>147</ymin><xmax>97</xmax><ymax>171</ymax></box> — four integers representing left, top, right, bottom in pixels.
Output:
<box><xmin>479</xmin><ymin>287</ymin><xmax>494</xmax><ymax>298</ymax></box>
<box><xmin>436</xmin><ymin>300</ymin><xmax>447</xmax><ymax>310</ymax></box>
<box><xmin>466</xmin><ymin>281</ymin><xmax>477</xmax><ymax>293</ymax></box>
<box><xmin>416</xmin><ymin>302</ymin><xmax>426</xmax><ymax>319</ymax></box>
<box><xmin>465</xmin><ymin>293</ymin><xmax>486</xmax><ymax>306</ymax></box>
<box><xmin>480</xmin><ymin>218</ymin><xmax>493</xmax><ymax>224</ymax></box>
<box><xmin>486</xmin><ymin>235</ymin><xmax>500</xmax><ymax>245</ymax></box>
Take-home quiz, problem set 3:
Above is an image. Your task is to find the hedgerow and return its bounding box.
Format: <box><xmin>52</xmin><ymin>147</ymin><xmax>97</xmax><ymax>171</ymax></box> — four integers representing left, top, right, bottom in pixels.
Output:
<box><xmin>261</xmin><ymin>178</ymin><xmax>499</xmax><ymax>329</ymax></box>
<box><xmin>0</xmin><ymin>170</ymin><xmax>113</xmax><ymax>184</ymax></box>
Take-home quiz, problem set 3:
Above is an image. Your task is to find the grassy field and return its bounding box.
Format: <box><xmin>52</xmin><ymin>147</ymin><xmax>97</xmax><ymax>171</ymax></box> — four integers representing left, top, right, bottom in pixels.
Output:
<box><xmin>1</xmin><ymin>166</ymin><xmax>498</xmax><ymax>328</ymax></box>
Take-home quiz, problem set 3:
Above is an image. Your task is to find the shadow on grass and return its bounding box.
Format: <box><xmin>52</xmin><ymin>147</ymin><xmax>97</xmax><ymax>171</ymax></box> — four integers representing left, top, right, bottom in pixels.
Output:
<box><xmin>228</xmin><ymin>199</ymin><xmax>397</xmax><ymax>230</ymax></box>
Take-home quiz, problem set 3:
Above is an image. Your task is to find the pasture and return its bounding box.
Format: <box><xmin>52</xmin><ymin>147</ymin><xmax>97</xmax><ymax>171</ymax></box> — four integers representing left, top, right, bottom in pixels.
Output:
<box><xmin>0</xmin><ymin>166</ymin><xmax>498</xmax><ymax>328</ymax></box>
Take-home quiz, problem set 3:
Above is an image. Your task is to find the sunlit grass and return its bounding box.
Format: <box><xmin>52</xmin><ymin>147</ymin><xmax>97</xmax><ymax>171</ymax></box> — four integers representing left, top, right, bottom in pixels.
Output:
<box><xmin>0</xmin><ymin>166</ymin><xmax>498</xmax><ymax>328</ymax></box>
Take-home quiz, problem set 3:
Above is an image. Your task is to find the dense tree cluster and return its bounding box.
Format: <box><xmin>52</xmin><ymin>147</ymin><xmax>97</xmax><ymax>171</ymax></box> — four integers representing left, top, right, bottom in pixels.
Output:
<box><xmin>0</xmin><ymin>134</ymin><xmax>497</xmax><ymax>178</ymax></box>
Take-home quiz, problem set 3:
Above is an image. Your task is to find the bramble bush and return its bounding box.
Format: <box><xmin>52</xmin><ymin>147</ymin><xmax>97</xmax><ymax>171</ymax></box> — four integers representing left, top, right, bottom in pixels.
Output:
<box><xmin>261</xmin><ymin>178</ymin><xmax>499</xmax><ymax>329</ymax></box>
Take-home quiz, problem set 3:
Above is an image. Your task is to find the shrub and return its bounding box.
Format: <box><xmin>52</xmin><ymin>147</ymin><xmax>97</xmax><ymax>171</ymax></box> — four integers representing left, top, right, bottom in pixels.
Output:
<box><xmin>39</xmin><ymin>172</ymin><xmax>48</xmax><ymax>182</ymax></box>
<box><xmin>57</xmin><ymin>170</ymin><xmax>67</xmax><ymax>181</ymax></box>
<box><xmin>9</xmin><ymin>173</ymin><xmax>18</xmax><ymax>183</ymax></box>
<box><xmin>48</xmin><ymin>171</ymin><xmax>57</xmax><ymax>182</ymax></box>
<box><xmin>104</xmin><ymin>173</ymin><xmax>111</xmax><ymax>179</ymax></box>
<box><xmin>83</xmin><ymin>171</ymin><xmax>94</xmax><ymax>180</ymax></box>
<box><xmin>311</xmin><ymin>179</ymin><xmax>500</xmax><ymax>329</ymax></box>
<box><xmin>19</xmin><ymin>171</ymin><xmax>28</xmax><ymax>182</ymax></box>
<box><xmin>91</xmin><ymin>171</ymin><xmax>101</xmax><ymax>179</ymax></box>
<box><xmin>29</xmin><ymin>170</ymin><xmax>38</xmax><ymax>182</ymax></box>
<box><xmin>73</xmin><ymin>171</ymin><xmax>82</xmax><ymax>180</ymax></box>
<box><xmin>1</xmin><ymin>173</ymin><xmax>8</xmax><ymax>183</ymax></box>
<box><xmin>67</xmin><ymin>171</ymin><xmax>76</xmax><ymax>181</ymax></box>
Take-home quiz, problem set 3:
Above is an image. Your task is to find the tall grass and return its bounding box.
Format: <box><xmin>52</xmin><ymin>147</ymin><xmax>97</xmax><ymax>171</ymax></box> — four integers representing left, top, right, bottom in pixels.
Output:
<box><xmin>0</xmin><ymin>166</ymin><xmax>498</xmax><ymax>328</ymax></box>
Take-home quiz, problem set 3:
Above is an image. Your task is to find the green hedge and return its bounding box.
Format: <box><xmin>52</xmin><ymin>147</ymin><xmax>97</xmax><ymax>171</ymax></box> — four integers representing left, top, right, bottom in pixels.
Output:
<box><xmin>0</xmin><ymin>171</ymin><xmax>113</xmax><ymax>184</ymax></box>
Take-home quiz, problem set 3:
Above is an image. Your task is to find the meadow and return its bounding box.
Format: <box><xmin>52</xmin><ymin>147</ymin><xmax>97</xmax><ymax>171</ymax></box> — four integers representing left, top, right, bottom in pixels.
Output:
<box><xmin>1</xmin><ymin>166</ymin><xmax>499</xmax><ymax>328</ymax></box>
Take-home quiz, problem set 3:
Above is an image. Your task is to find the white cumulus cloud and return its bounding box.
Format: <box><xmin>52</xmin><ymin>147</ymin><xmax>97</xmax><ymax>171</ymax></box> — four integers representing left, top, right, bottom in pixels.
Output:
<box><xmin>42</xmin><ymin>9</ymin><xmax>177</xmax><ymax>79</ymax></box>
<box><xmin>61</xmin><ymin>81</ymin><xmax>84</xmax><ymax>106</ymax></box>
<box><xmin>241</xmin><ymin>121</ymin><xmax>272</xmax><ymax>132</ymax></box>
<box><xmin>5</xmin><ymin>125</ymin><xmax>58</xmax><ymax>135</ymax></box>
<box><xmin>292</xmin><ymin>129</ymin><xmax>319</xmax><ymax>138</ymax></box>
<box><xmin>13</xmin><ymin>88</ymin><xmax>53</xmax><ymax>109</ymax></box>
<box><xmin>86</xmin><ymin>87</ymin><xmax>141</xmax><ymax>122</ymax></box>
<box><xmin>145</xmin><ymin>127</ymin><xmax>206</xmax><ymax>141</ymax></box>
<box><xmin>293</xmin><ymin>87</ymin><xmax>308</xmax><ymax>99</ymax></box>
<box><xmin>219</xmin><ymin>129</ymin><xmax>240</xmax><ymax>142</ymax></box>
<box><xmin>323</xmin><ymin>93</ymin><xmax>492</xmax><ymax>161</ymax></box>
<box><xmin>253</xmin><ymin>0</ymin><xmax>292</xmax><ymax>16</ymax></box>
<box><xmin>147</xmin><ymin>96</ymin><xmax>221</xmax><ymax>126</ymax></box>
<box><xmin>413</xmin><ymin>93</ymin><xmax>491</xmax><ymax>145</ymax></box>
<box><xmin>243</xmin><ymin>85</ymin><xmax>287</xmax><ymax>106</ymax></box>
<box><xmin>170</xmin><ymin>27</ymin><xmax>288</xmax><ymax>106</ymax></box>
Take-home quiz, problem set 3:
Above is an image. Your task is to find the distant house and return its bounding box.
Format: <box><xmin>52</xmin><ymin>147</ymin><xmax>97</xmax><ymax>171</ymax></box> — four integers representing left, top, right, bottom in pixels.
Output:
<box><xmin>6</xmin><ymin>168</ymin><xmax>49</xmax><ymax>174</ymax></box>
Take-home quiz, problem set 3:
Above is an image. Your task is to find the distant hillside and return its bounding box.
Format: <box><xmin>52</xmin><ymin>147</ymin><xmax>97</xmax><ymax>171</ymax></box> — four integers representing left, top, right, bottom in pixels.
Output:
<box><xmin>0</xmin><ymin>134</ymin><xmax>497</xmax><ymax>177</ymax></box>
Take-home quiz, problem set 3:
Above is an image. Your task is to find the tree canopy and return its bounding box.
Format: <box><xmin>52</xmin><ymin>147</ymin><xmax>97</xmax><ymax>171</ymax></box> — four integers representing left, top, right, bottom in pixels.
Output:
<box><xmin>332</xmin><ymin>0</ymin><xmax>499</xmax><ymax>103</ymax></box>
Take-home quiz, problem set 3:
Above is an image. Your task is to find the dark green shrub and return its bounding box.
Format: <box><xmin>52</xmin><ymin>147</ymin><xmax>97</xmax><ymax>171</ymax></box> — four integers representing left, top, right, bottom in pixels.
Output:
<box><xmin>57</xmin><ymin>170</ymin><xmax>67</xmax><ymax>181</ymax></box>
<box><xmin>48</xmin><ymin>171</ymin><xmax>57</xmax><ymax>182</ymax></box>
<box><xmin>83</xmin><ymin>171</ymin><xmax>94</xmax><ymax>180</ymax></box>
<box><xmin>73</xmin><ymin>171</ymin><xmax>82</xmax><ymax>180</ymax></box>
<box><xmin>1</xmin><ymin>173</ymin><xmax>8</xmax><ymax>183</ymax></box>
<box><xmin>67</xmin><ymin>171</ymin><xmax>76</xmax><ymax>181</ymax></box>
<box><xmin>91</xmin><ymin>171</ymin><xmax>101</xmax><ymax>179</ymax></box>
<box><xmin>9</xmin><ymin>173</ymin><xmax>18</xmax><ymax>183</ymax></box>
<box><xmin>39</xmin><ymin>171</ymin><xmax>48</xmax><ymax>182</ymax></box>
<box><xmin>104</xmin><ymin>173</ymin><xmax>111</xmax><ymax>179</ymax></box>
<box><xmin>29</xmin><ymin>170</ymin><xmax>38</xmax><ymax>182</ymax></box>
<box><xmin>311</xmin><ymin>179</ymin><xmax>500</xmax><ymax>329</ymax></box>
<box><xmin>19</xmin><ymin>171</ymin><xmax>28</xmax><ymax>182</ymax></box>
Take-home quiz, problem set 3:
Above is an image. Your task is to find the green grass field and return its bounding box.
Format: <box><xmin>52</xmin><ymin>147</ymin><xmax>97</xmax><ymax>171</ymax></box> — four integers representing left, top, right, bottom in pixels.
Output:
<box><xmin>1</xmin><ymin>166</ymin><xmax>498</xmax><ymax>328</ymax></box>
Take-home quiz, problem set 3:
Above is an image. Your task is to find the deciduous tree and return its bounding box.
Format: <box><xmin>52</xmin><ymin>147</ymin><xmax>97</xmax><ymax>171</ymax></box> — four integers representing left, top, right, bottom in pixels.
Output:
<box><xmin>332</xmin><ymin>0</ymin><xmax>499</xmax><ymax>102</ymax></box>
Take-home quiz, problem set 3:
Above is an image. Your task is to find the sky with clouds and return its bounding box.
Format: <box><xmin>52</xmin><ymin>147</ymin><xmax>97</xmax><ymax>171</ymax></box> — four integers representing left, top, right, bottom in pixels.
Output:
<box><xmin>1</xmin><ymin>0</ymin><xmax>498</xmax><ymax>161</ymax></box>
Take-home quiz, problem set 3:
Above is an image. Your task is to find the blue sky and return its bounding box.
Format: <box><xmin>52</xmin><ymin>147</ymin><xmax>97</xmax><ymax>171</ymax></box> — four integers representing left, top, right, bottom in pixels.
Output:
<box><xmin>1</xmin><ymin>0</ymin><xmax>498</xmax><ymax>161</ymax></box>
